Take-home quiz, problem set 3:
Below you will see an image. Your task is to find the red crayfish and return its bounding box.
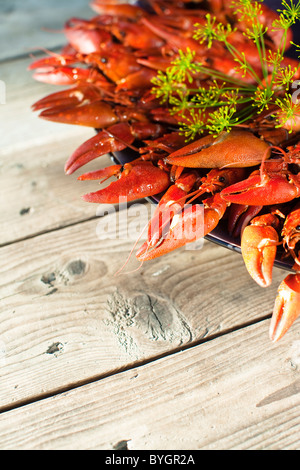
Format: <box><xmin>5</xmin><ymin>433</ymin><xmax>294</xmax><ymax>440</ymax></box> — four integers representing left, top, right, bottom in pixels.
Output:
<box><xmin>29</xmin><ymin>0</ymin><xmax>300</xmax><ymax>342</ymax></box>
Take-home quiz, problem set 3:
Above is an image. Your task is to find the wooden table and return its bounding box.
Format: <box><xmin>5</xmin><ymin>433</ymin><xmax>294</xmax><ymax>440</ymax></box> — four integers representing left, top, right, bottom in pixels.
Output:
<box><xmin>1</xmin><ymin>0</ymin><xmax>300</xmax><ymax>451</ymax></box>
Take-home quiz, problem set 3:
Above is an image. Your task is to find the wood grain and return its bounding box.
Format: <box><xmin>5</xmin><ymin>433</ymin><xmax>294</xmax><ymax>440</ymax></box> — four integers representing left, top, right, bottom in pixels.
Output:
<box><xmin>1</xmin><ymin>0</ymin><xmax>300</xmax><ymax>451</ymax></box>
<box><xmin>0</xmin><ymin>208</ymin><xmax>290</xmax><ymax>410</ymax></box>
<box><xmin>0</xmin><ymin>321</ymin><xmax>299</xmax><ymax>450</ymax></box>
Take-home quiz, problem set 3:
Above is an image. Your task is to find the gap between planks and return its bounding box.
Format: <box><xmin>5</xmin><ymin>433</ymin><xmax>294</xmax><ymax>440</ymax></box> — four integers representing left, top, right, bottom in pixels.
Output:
<box><xmin>0</xmin><ymin>320</ymin><xmax>299</xmax><ymax>450</ymax></box>
<box><xmin>0</xmin><ymin>215</ymin><xmax>283</xmax><ymax>410</ymax></box>
<box><xmin>0</xmin><ymin>45</ymin><xmax>64</xmax><ymax>66</ymax></box>
<box><xmin>0</xmin><ymin>201</ymin><xmax>136</xmax><ymax>249</ymax></box>
<box><xmin>0</xmin><ymin>313</ymin><xmax>272</xmax><ymax>416</ymax></box>
<box><xmin>0</xmin><ymin>185</ymin><xmax>155</xmax><ymax>248</ymax></box>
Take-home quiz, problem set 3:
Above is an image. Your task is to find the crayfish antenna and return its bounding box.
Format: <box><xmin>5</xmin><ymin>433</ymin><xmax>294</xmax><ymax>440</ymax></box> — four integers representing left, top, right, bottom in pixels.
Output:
<box><xmin>114</xmin><ymin>221</ymin><xmax>149</xmax><ymax>277</ymax></box>
<box><xmin>27</xmin><ymin>47</ymin><xmax>72</xmax><ymax>68</ymax></box>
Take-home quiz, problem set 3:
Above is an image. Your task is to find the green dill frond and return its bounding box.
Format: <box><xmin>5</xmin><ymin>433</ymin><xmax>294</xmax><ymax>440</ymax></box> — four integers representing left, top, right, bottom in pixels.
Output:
<box><xmin>170</xmin><ymin>48</ymin><xmax>200</xmax><ymax>84</ymax></box>
<box><xmin>191</xmin><ymin>81</ymin><xmax>227</xmax><ymax>107</ymax></box>
<box><xmin>266</xmin><ymin>49</ymin><xmax>283</xmax><ymax>68</ymax></box>
<box><xmin>193</xmin><ymin>14</ymin><xmax>218</xmax><ymax>48</ymax></box>
<box><xmin>206</xmin><ymin>105</ymin><xmax>239</xmax><ymax>136</ymax></box>
<box><xmin>151</xmin><ymin>69</ymin><xmax>177</xmax><ymax>103</ymax></box>
<box><xmin>230</xmin><ymin>0</ymin><xmax>264</xmax><ymax>19</ymax></box>
<box><xmin>252</xmin><ymin>87</ymin><xmax>274</xmax><ymax>112</ymax></box>
<box><xmin>230</xmin><ymin>0</ymin><xmax>266</xmax><ymax>38</ymax></box>
<box><xmin>178</xmin><ymin>109</ymin><xmax>206</xmax><ymax>140</ymax></box>
<box><xmin>221</xmin><ymin>89</ymin><xmax>241</xmax><ymax>106</ymax></box>
<box><xmin>168</xmin><ymin>92</ymin><xmax>191</xmax><ymax>115</ymax></box>
<box><xmin>273</xmin><ymin>0</ymin><xmax>300</xmax><ymax>29</ymax></box>
<box><xmin>273</xmin><ymin>64</ymin><xmax>300</xmax><ymax>90</ymax></box>
<box><xmin>290</xmin><ymin>40</ymin><xmax>300</xmax><ymax>59</ymax></box>
<box><xmin>193</xmin><ymin>14</ymin><xmax>235</xmax><ymax>47</ymax></box>
<box><xmin>233</xmin><ymin>51</ymin><xmax>251</xmax><ymax>78</ymax></box>
<box><xmin>273</xmin><ymin>96</ymin><xmax>300</xmax><ymax>131</ymax></box>
<box><xmin>150</xmin><ymin>0</ymin><xmax>300</xmax><ymax>140</ymax></box>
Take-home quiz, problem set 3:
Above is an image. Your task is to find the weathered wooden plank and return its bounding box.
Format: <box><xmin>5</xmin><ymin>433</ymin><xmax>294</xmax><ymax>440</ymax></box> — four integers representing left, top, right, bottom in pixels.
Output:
<box><xmin>0</xmin><ymin>0</ymin><xmax>92</xmax><ymax>61</ymax></box>
<box><xmin>0</xmin><ymin>135</ymin><xmax>112</xmax><ymax>246</ymax></box>
<box><xmin>0</xmin><ymin>321</ymin><xmax>299</xmax><ymax>450</ymax></box>
<box><xmin>0</xmin><ymin>209</ymin><xmax>292</xmax><ymax>410</ymax></box>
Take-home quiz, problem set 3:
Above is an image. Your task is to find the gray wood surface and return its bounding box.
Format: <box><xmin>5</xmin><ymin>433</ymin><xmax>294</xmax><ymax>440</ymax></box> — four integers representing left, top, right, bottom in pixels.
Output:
<box><xmin>0</xmin><ymin>0</ymin><xmax>92</xmax><ymax>61</ymax></box>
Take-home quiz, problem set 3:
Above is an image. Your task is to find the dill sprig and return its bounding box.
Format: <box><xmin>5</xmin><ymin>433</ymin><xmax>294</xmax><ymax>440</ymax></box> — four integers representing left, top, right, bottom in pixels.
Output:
<box><xmin>151</xmin><ymin>0</ymin><xmax>300</xmax><ymax>138</ymax></box>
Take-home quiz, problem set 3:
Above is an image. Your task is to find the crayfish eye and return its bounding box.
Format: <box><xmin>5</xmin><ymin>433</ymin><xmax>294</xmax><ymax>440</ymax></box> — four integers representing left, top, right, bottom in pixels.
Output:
<box><xmin>296</xmin><ymin>225</ymin><xmax>300</xmax><ymax>231</ymax></box>
<box><xmin>218</xmin><ymin>176</ymin><xmax>226</xmax><ymax>183</ymax></box>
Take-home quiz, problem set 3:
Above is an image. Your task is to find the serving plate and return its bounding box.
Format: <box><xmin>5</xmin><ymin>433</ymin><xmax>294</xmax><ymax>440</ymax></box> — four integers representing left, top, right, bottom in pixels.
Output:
<box><xmin>110</xmin><ymin>0</ymin><xmax>300</xmax><ymax>272</ymax></box>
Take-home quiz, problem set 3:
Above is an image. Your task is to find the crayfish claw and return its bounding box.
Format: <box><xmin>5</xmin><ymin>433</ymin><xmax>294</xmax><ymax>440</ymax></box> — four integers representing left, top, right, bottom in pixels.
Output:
<box><xmin>38</xmin><ymin>100</ymin><xmax>119</xmax><ymax>128</ymax></box>
<box><xmin>82</xmin><ymin>161</ymin><xmax>170</xmax><ymax>204</ymax></box>
<box><xmin>165</xmin><ymin>130</ymin><xmax>271</xmax><ymax>169</ymax></box>
<box><xmin>269</xmin><ymin>273</ymin><xmax>300</xmax><ymax>342</ymax></box>
<box><xmin>241</xmin><ymin>214</ymin><xmax>280</xmax><ymax>287</ymax></box>
<box><xmin>64</xmin><ymin>123</ymin><xmax>135</xmax><ymax>174</ymax></box>
<box><xmin>78</xmin><ymin>164</ymin><xmax>122</xmax><ymax>181</ymax></box>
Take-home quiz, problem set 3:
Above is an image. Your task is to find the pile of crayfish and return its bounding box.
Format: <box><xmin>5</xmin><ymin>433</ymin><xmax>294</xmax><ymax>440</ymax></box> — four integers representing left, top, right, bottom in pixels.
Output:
<box><xmin>29</xmin><ymin>0</ymin><xmax>300</xmax><ymax>342</ymax></box>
